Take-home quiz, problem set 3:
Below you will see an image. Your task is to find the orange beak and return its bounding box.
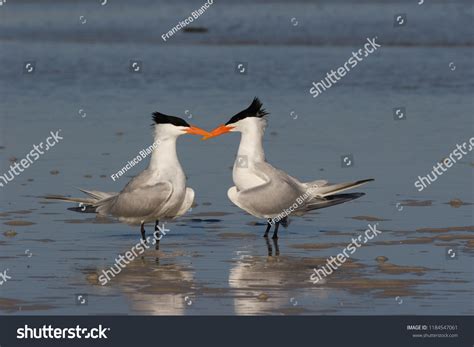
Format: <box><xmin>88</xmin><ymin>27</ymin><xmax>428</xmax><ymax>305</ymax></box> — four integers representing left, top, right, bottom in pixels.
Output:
<box><xmin>185</xmin><ymin>125</ymin><xmax>211</xmax><ymax>137</ymax></box>
<box><xmin>202</xmin><ymin>124</ymin><xmax>234</xmax><ymax>140</ymax></box>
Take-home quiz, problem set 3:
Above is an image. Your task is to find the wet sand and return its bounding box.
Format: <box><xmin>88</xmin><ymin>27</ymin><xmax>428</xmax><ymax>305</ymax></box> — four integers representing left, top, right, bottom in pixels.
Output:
<box><xmin>0</xmin><ymin>198</ymin><xmax>472</xmax><ymax>315</ymax></box>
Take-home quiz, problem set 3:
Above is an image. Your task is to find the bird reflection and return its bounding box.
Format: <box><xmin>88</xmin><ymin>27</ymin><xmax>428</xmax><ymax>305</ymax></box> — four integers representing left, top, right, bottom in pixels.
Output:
<box><xmin>113</xmin><ymin>253</ymin><xmax>195</xmax><ymax>315</ymax></box>
<box><xmin>228</xmin><ymin>250</ymin><xmax>329</xmax><ymax>315</ymax></box>
<box><xmin>265</xmin><ymin>237</ymin><xmax>280</xmax><ymax>256</ymax></box>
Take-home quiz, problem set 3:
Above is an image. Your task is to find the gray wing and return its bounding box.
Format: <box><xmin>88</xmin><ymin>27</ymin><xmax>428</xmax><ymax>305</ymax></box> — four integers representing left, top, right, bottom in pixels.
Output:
<box><xmin>96</xmin><ymin>180</ymin><xmax>173</xmax><ymax>218</ymax></box>
<box><xmin>254</xmin><ymin>161</ymin><xmax>303</xmax><ymax>188</ymax></box>
<box><xmin>119</xmin><ymin>169</ymin><xmax>156</xmax><ymax>193</ymax></box>
<box><xmin>234</xmin><ymin>162</ymin><xmax>305</xmax><ymax>217</ymax></box>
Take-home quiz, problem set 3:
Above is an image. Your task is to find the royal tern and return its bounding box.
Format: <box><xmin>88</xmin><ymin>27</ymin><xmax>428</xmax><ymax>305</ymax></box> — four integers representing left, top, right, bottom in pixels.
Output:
<box><xmin>47</xmin><ymin>112</ymin><xmax>209</xmax><ymax>241</ymax></box>
<box><xmin>204</xmin><ymin>98</ymin><xmax>374</xmax><ymax>239</ymax></box>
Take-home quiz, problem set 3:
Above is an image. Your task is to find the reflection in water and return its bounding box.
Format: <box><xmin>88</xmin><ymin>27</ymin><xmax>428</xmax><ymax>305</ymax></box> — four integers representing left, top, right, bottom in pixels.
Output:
<box><xmin>113</xmin><ymin>253</ymin><xmax>195</xmax><ymax>315</ymax></box>
<box><xmin>229</xmin><ymin>241</ymin><xmax>328</xmax><ymax>314</ymax></box>
<box><xmin>265</xmin><ymin>237</ymin><xmax>280</xmax><ymax>256</ymax></box>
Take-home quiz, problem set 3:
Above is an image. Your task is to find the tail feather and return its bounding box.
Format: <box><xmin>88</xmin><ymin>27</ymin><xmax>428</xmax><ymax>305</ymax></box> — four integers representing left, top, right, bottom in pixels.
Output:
<box><xmin>305</xmin><ymin>179</ymin><xmax>328</xmax><ymax>189</ymax></box>
<box><xmin>305</xmin><ymin>192</ymin><xmax>365</xmax><ymax>212</ymax></box>
<box><xmin>67</xmin><ymin>205</ymin><xmax>98</xmax><ymax>213</ymax></box>
<box><xmin>310</xmin><ymin>178</ymin><xmax>374</xmax><ymax>198</ymax></box>
<box><xmin>77</xmin><ymin>188</ymin><xmax>115</xmax><ymax>200</ymax></box>
<box><xmin>44</xmin><ymin>188</ymin><xmax>116</xmax><ymax>214</ymax></box>
<box><xmin>44</xmin><ymin>195</ymin><xmax>96</xmax><ymax>204</ymax></box>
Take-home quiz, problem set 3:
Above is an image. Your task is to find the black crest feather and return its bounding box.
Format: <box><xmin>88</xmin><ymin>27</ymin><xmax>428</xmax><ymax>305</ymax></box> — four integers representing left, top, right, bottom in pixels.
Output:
<box><xmin>225</xmin><ymin>97</ymin><xmax>269</xmax><ymax>125</ymax></box>
<box><xmin>152</xmin><ymin>112</ymin><xmax>190</xmax><ymax>127</ymax></box>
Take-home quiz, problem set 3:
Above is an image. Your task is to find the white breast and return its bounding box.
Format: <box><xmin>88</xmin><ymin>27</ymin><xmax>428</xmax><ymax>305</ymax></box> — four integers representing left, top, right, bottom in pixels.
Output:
<box><xmin>233</xmin><ymin>163</ymin><xmax>266</xmax><ymax>191</ymax></box>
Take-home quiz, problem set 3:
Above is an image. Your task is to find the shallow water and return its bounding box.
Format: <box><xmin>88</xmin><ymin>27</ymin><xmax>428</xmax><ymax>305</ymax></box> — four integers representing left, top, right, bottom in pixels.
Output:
<box><xmin>0</xmin><ymin>0</ymin><xmax>472</xmax><ymax>315</ymax></box>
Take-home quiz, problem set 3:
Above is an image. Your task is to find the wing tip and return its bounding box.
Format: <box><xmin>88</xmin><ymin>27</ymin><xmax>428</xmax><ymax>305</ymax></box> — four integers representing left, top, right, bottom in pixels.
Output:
<box><xmin>357</xmin><ymin>178</ymin><xmax>375</xmax><ymax>183</ymax></box>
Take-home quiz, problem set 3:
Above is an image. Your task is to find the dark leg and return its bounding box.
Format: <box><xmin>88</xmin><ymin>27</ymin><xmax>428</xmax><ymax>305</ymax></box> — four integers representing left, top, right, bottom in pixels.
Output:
<box><xmin>140</xmin><ymin>222</ymin><xmax>146</xmax><ymax>242</ymax></box>
<box><xmin>272</xmin><ymin>222</ymin><xmax>280</xmax><ymax>240</ymax></box>
<box><xmin>272</xmin><ymin>238</ymin><xmax>280</xmax><ymax>256</ymax></box>
<box><xmin>265</xmin><ymin>236</ymin><xmax>273</xmax><ymax>256</ymax></box>
<box><xmin>263</xmin><ymin>220</ymin><xmax>272</xmax><ymax>238</ymax></box>
<box><xmin>154</xmin><ymin>220</ymin><xmax>160</xmax><ymax>250</ymax></box>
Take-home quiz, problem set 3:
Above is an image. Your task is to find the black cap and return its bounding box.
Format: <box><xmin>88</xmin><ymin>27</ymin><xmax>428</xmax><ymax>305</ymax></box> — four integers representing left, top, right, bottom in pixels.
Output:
<box><xmin>152</xmin><ymin>112</ymin><xmax>190</xmax><ymax>127</ymax></box>
<box><xmin>225</xmin><ymin>97</ymin><xmax>269</xmax><ymax>125</ymax></box>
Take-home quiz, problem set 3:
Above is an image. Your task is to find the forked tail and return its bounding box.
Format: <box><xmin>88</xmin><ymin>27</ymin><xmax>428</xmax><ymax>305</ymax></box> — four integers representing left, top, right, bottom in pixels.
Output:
<box><xmin>308</xmin><ymin>178</ymin><xmax>374</xmax><ymax>198</ymax></box>
<box><xmin>305</xmin><ymin>192</ymin><xmax>365</xmax><ymax>212</ymax></box>
<box><xmin>44</xmin><ymin>189</ymin><xmax>116</xmax><ymax>213</ymax></box>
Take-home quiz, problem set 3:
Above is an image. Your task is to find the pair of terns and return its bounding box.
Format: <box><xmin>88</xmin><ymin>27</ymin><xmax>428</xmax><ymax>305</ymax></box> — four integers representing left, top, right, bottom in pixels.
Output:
<box><xmin>50</xmin><ymin>98</ymin><xmax>373</xmax><ymax>240</ymax></box>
